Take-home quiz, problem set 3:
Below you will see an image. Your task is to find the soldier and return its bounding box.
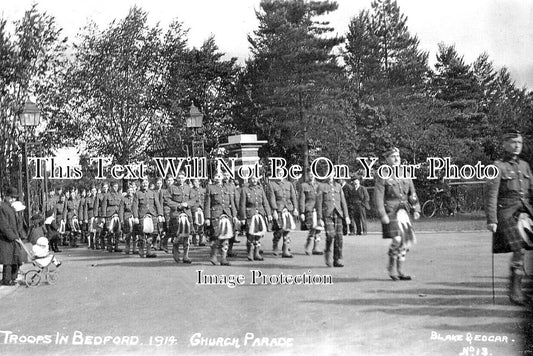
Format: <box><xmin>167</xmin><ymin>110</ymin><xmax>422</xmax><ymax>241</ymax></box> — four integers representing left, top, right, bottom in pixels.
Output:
<box><xmin>168</xmin><ymin>172</ymin><xmax>194</xmax><ymax>263</ymax></box>
<box><xmin>190</xmin><ymin>178</ymin><xmax>206</xmax><ymax>246</ymax></box>
<box><xmin>316</xmin><ymin>176</ymin><xmax>350</xmax><ymax>267</ymax></box>
<box><xmin>86</xmin><ymin>186</ymin><xmax>98</xmax><ymax>249</ymax></box>
<box><xmin>268</xmin><ymin>176</ymin><xmax>298</xmax><ymax>257</ymax></box>
<box><xmin>153</xmin><ymin>178</ymin><xmax>164</xmax><ymax>250</ymax></box>
<box><xmin>205</xmin><ymin>172</ymin><xmax>237</xmax><ymax>266</ymax></box>
<box><xmin>122</xmin><ymin>185</ymin><xmax>136</xmax><ymax>255</ymax></box>
<box><xmin>55</xmin><ymin>189</ymin><xmax>67</xmax><ymax>246</ymax></box>
<box><xmin>239</xmin><ymin>176</ymin><xmax>272</xmax><ymax>261</ymax></box>
<box><xmin>159</xmin><ymin>176</ymin><xmax>174</xmax><ymax>253</ymax></box>
<box><xmin>223</xmin><ymin>172</ymin><xmax>240</xmax><ymax>257</ymax></box>
<box><xmin>132</xmin><ymin>178</ymin><xmax>163</xmax><ymax>258</ymax></box>
<box><xmin>374</xmin><ymin>147</ymin><xmax>420</xmax><ymax>281</ymax></box>
<box><xmin>45</xmin><ymin>189</ymin><xmax>57</xmax><ymax>215</ymax></box>
<box><xmin>352</xmin><ymin>178</ymin><xmax>370</xmax><ymax>235</ymax></box>
<box><xmin>64</xmin><ymin>188</ymin><xmax>81</xmax><ymax>247</ymax></box>
<box><xmin>299</xmin><ymin>171</ymin><xmax>323</xmax><ymax>255</ymax></box>
<box><xmin>78</xmin><ymin>189</ymin><xmax>89</xmax><ymax>244</ymax></box>
<box><xmin>102</xmin><ymin>181</ymin><xmax>124</xmax><ymax>252</ymax></box>
<box><xmin>94</xmin><ymin>182</ymin><xmax>109</xmax><ymax>249</ymax></box>
<box><xmin>485</xmin><ymin>130</ymin><xmax>533</xmax><ymax>305</ymax></box>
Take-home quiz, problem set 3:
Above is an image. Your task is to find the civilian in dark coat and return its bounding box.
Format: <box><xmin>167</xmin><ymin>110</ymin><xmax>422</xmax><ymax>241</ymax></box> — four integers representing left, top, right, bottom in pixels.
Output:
<box><xmin>0</xmin><ymin>188</ymin><xmax>24</xmax><ymax>285</ymax></box>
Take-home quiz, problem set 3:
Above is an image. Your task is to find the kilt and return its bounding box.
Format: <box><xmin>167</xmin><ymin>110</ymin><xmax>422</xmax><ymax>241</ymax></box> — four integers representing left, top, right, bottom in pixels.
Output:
<box><xmin>493</xmin><ymin>214</ymin><xmax>526</xmax><ymax>254</ymax></box>
<box><xmin>207</xmin><ymin>216</ymin><xmax>233</xmax><ymax>240</ymax></box>
<box><xmin>324</xmin><ymin>212</ymin><xmax>343</xmax><ymax>237</ymax></box>
<box><xmin>382</xmin><ymin>214</ymin><xmax>400</xmax><ymax>239</ymax></box>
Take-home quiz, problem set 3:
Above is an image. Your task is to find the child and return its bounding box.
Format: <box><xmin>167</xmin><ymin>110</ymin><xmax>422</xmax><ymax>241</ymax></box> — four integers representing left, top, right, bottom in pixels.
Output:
<box><xmin>32</xmin><ymin>237</ymin><xmax>62</xmax><ymax>268</ymax></box>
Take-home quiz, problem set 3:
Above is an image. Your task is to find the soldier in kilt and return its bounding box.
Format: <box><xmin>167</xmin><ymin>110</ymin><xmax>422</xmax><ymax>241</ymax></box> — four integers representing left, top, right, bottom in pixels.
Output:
<box><xmin>122</xmin><ymin>185</ymin><xmax>136</xmax><ymax>255</ymax></box>
<box><xmin>374</xmin><ymin>147</ymin><xmax>420</xmax><ymax>281</ymax></box>
<box><xmin>299</xmin><ymin>170</ymin><xmax>323</xmax><ymax>255</ymax></box>
<box><xmin>133</xmin><ymin>179</ymin><xmax>164</xmax><ymax>258</ymax></box>
<box><xmin>485</xmin><ymin>130</ymin><xmax>533</xmax><ymax>305</ymax></box>
<box><xmin>239</xmin><ymin>176</ymin><xmax>272</xmax><ymax>261</ymax></box>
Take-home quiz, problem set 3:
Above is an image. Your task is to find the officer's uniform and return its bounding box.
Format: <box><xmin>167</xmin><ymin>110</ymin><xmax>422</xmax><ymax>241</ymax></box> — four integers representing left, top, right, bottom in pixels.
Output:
<box><xmin>167</xmin><ymin>183</ymin><xmax>194</xmax><ymax>263</ymax></box>
<box><xmin>205</xmin><ymin>183</ymin><xmax>237</xmax><ymax>265</ymax></box>
<box><xmin>299</xmin><ymin>179</ymin><xmax>323</xmax><ymax>255</ymax></box>
<box><xmin>190</xmin><ymin>185</ymin><xmax>206</xmax><ymax>246</ymax></box>
<box><xmin>268</xmin><ymin>179</ymin><xmax>298</xmax><ymax>257</ymax></box>
<box><xmin>122</xmin><ymin>193</ymin><xmax>135</xmax><ymax>254</ymax></box>
<box><xmin>485</xmin><ymin>152</ymin><xmax>533</xmax><ymax>304</ymax></box>
<box><xmin>353</xmin><ymin>184</ymin><xmax>370</xmax><ymax>235</ymax></box>
<box><xmin>374</xmin><ymin>169</ymin><xmax>420</xmax><ymax>279</ymax></box>
<box><xmin>316</xmin><ymin>180</ymin><xmax>349</xmax><ymax>267</ymax></box>
<box><xmin>239</xmin><ymin>182</ymin><xmax>271</xmax><ymax>261</ymax></box>
<box><xmin>102</xmin><ymin>191</ymin><xmax>124</xmax><ymax>252</ymax></box>
<box><xmin>65</xmin><ymin>196</ymin><xmax>81</xmax><ymax>247</ymax></box>
<box><xmin>132</xmin><ymin>187</ymin><xmax>163</xmax><ymax>258</ymax></box>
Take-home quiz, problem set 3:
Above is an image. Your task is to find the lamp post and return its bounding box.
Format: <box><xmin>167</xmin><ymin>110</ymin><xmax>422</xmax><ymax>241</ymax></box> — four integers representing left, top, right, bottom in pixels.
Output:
<box><xmin>19</xmin><ymin>99</ymin><xmax>41</xmax><ymax>226</ymax></box>
<box><xmin>186</xmin><ymin>104</ymin><xmax>204</xmax><ymax>157</ymax></box>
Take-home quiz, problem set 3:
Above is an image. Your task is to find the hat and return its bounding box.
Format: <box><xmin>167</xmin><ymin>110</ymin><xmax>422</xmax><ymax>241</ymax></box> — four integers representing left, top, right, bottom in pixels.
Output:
<box><xmin>11</xmin><ymin>201</ymin><xmax>26</xmax><ymax>212</ymax></box>
<box><xmin>383</xmin><ymin>147</ymin><xmax>399</xmax><ymax>157</ymax></box>
<box><xmin>36</xmin><ymin>236</ymin><xmax>49</xmax><ymax>246</ymax></box>
<box><xmin>6</xmin><ymin>187</ymin><xmax>18</xmax><ymax>198</ymax></box>
<box><xmin>503</xmin><ymin>130</ymin><xmax>522</xmax><ymax>141</ymax></box>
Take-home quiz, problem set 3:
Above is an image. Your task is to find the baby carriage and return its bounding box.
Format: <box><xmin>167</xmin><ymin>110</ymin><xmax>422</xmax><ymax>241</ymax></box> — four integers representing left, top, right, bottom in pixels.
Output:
<box><xmin>24</xmin><ymin>237</ymin><xmax>61</xmax><ymax>287</ymax></box>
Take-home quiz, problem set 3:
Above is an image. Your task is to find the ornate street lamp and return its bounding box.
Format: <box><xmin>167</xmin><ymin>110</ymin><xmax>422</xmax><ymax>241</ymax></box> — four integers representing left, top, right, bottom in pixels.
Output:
<box><xmin>186</xmin><ymin>104</ymin><xmax>205</xmax><ymax>157</ymax></box>
<box><xmin>19</xmin><ymin>99</ymin><xmax>41</xmax><ymax>226</ymax></box>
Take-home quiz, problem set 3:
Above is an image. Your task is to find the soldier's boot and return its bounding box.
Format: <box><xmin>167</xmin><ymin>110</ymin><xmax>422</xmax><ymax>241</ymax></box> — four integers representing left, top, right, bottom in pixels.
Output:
<box><xmin>99</xmin><ymin>233</ymin><xmax>106</xmax><ymax>250</ymax></box>
<box><xmin>198</xmin><ymin>234</ymin><xmax>206</xmax><ymax>247</ymax></box>
<box><xmin>209</xmin><ymin>241</ymin><xmax>218</xmax><ymax>265</ymax></box>
<box><xmin>124</xmin><ymin>238</ymin><xmax>131</xmax><ymax>255</ymax></box>
<box><xmin>138</xmin><ymin>237</ymin><xmax>146</xmax><ymax>258</ymax></box>
<box><xmin>113</xmin><ymin>233</ymin><xmax>121</xmax><ymax>252</ymax></box>
<box><xmin>272</xmin><ymin>233</ymin><xmax>281</xmax><ymax>256</ymax></box>
<box><xmin>254</xmin><ymin>240</ymin><xmax>264</xmax><ymax>261</ymax></box>
<box><xmin>247</xmin><ymin>240</ymin><xmax>254</xmax><ymax>261</ymax></box>
<box><xmin>397</xmin><ymin>259</ymin><xmax>411</xmax><ymax>280</ymax></box>
<box><xmin>132</xmin><ymin>236</ymin><xmax>138</xmax><ymax>254</ymax></box>
<box><xmin>161</xmin><ymin>234</ymin><xmax>169</xmax><ymax>253</ymax></box>
<box><xmin>304</xmin><ymin>234</ymin><xmax>313</xmax><ymax>256</ymax></box>
<box><xmin>312</xmin><ymin>235</ymin><xmax>324</xmax><ymax>255</ymax></box>
<box><xmin>146</xmin><ymin>237</ymin><xmax>157</xmax><ymax>258</ymax></box>
<box><xmin>388</xmin><ymin>252</ymin><xmax>399</xmax><ymax>281</ymax></box>
<box><xmin>106</xmin><ymin>233</ymin><xmax>114</xmax><ymax>252</ymax></box>
<box><xmin>227</xmin><ymin>239</ymin><xmax>237</xmax><ymax>258</ymax></box>
<box><xmin>183</xmin><ymin>238</ymin><xmax>192</xmax><ymax>264</ymax></box>
<box><xmin>510</xmin><ymin>268</ymin><xmax>529</xmax><ymax>306</ymax></box>
<box><xmin>281</xmin><ymin>237</ymin><xmax>293</xmax><ymax>258</ymax></box>
<box><xmin>220</xmin><ymin>240</ymin><xmax>231</xmax><ymax>266</ymax></box>
<box><xmin>324</xmin><ymin>236</ymin><xmax>333</xmax><ymax>267</ymax></box>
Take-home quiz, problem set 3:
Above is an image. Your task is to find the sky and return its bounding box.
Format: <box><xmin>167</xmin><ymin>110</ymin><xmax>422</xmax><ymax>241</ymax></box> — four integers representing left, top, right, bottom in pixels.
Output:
<box><xmin>2</xmin><ymin>0</ymin><xmax>533</xmax><ymax>164</ymax></box>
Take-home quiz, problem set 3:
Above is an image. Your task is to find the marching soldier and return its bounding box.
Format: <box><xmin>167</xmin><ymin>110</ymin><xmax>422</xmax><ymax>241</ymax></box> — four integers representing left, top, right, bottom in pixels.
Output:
<box><xmin>352</xmin><ymin>178</ymin><xmax>370</xmax><ymax>235</ymax></box>
<box><xmin>94</xmin><ymin>183</ymin><xmax>109</xmax><ymax>249</ymax></box>
<box><xmin>122</xmin><ymin>185</ymin><xmax>136</xmax><ymax>255</ymax></box>
<box><xmin>205</xmin><ymin>172</ymin><xmax>237</xmax><ymax>266</ymax></box>
<box><xmin>132</xmin><ymin>178</ymin><xmax>163</xmax><ymax>258</ymax></box>
<box><xmin>190</xmin><ymin>178</ymin><xmax>206</xmax><ymax>246</ymax></box>
<box><xmin>268</xmin><ymin>176</ymin><xmax>298</xmax><ymax>257</ymax></box>
<box><xmin>316</xmin><ymin>176</ymin><xmax>350</xmax><ymax>267</ymax></box>
<box><xmin>239</xmin><ymin>176</ymin><xmax>272</xmax><ymax>261</ymax></box>
<box><xmin>374</xmin><ymin>147</ymin><xmax>420</xmax><ymax>280</ymax></box>
<box><xmin>102</xmin><ymin>181</ymin><xmax>124</xmax><ymax>252</ymax></box>
<box><xmin>485</xmin><ymin>130</ymin><xmax>533</xmax><ymax>305</ymax></box>
<box><xmin>299</xmin><ymin>171</ymin><xmax>323</xmax><ymax>255</ymax></box>
<box><xmin>168</xmin><ymin>172</ymin><xmax>194</xmax><ymax>263</ymax></box>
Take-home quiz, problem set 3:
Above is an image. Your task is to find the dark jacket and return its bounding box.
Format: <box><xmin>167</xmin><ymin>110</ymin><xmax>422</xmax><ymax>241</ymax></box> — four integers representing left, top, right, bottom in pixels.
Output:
<box><xmin>0</xmin><ymin>202</ymin><xmax>23</xmax><ymax>265</ymax></box>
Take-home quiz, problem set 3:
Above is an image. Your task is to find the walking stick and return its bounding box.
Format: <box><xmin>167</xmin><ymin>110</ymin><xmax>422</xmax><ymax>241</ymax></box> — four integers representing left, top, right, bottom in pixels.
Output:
<box><xmin>492</xmin><ymin>251</ymin><xmax>495</xmax><ymax>305</ymax></box>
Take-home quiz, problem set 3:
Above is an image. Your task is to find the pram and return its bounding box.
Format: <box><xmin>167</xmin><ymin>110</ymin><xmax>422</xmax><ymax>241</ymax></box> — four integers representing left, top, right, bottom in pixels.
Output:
<box><xmin>23</xmin><ymin>237</ymin><xmax>60</xmax><ymax>287</ymax></box>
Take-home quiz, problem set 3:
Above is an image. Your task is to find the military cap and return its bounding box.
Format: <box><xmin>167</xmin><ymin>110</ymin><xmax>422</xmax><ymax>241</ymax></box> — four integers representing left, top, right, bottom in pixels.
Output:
<box><xmin>503</xmin><ymin>129</ymin><xmax>522</xmax><ymax>141</ymax></box>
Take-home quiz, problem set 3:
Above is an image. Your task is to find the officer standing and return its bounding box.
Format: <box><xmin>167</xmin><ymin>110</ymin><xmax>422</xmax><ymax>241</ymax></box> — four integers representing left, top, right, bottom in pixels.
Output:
<box><xmin>168</xmin><ymin>172</ymin><xmax>193</xmax><ymax>263</ymax></box>
<box><xmin>485</xmin><ymin>130</ymin><xmax>533</xmax><ymax>305</ymax></box>
<box><xmin>122</xmin><ymin>185</ymin><xmax>136</xmax><ymax>255</ymax></box>
<box><xmin>94</xmin><ymin>182</ymin><xmax>109</xmax><ymax>249</ymax></box>
<box><xmin>190</xmin><ymin>178</ymin><xmax>206</xmax><ymax>246</ymax></box>
<box><xmin>102</xmin><ymin>181</ymin><xmax>124</xmax><ymax>252</ymax></box>
<box><xmin>132</xmin><ymin>179</ymin><xmax>163</xmax><ymax>258</ymax></box>
<box><xmin>239</xmin><ymin>176</ymin><xmax>272</xmax><ymax>261</ymax></box>
<box><xmin>268</xmin><ymin>176</ymin><xmax>298</xmax><ymax>258</ymax></box>
<box><xmin>205</xmin><ymin>172</ymin><xmax>237</xmax><ymax>266</ymax></box>
<box><xmin>316</xmin><ymin>176</ymin><xmax>350</xmax><ymax>267</ymax></box>
<box><xmin>159</xmin><ymin>176</ymin><xmax>174</xmax><ymax>253</ymax></box>
<box><xmin>299</xmin><ymin>171</ymin><xmax>323</xmax><ymax>255</ymax></box>
<box><xmin>352</xmin><ymin>178</ymin><xmax>370</xmax><ymax>235</ymax></box>
<box><xmin>374</xmin><ymin>147</ymin><xmax>420</xmax><ymax>281</ymax></box>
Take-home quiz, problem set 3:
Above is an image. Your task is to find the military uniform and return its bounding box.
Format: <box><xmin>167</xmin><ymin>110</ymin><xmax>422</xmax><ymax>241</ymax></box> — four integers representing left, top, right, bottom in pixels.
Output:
<box><xmin>94</xmin><ymin>191</ymin><xmax>109</xmax><ymax>249</ymax></box>
<box><xmin>353</xmin><ymin>184</ymin><xmax>370</xmax><ymax>235</ymax></box>
<box><xmin>485</xmin><ymin>153</ymin><xmax>533</xmax><ymax>305</ymax></box>
<box><xmin>159</xmin><ymin>186</ymin><xmax>172</xmax><ymax>252</ymax></box>
<box><xmin>78</xmin><ymin>195</ymin><xmax>88</xmax><ymax>244</ymax></box>
<box><xmin>167</xmin><ymin>183</ymin><xmax>194</xmax><ymax>263</ymax></box>
<box><xmin>374</xmin><ymin>172</ymin><xmax>420</xmax><ymax>280</ymax></box>
<box><xmin>65</xmin><ymin>197</ymin><xmax>81</xmax><ymax>247</ymax></box>
<box><xmin>190</xmin><ymin>185</ymin><xmax>206</xmax><ymax>246</ymax></box>
<box><xmin>132</xmin><ymin>187</ymin><xmax>163</xmax><ymax>258</ymax></box>
<box><xmin>102</xmin><ymin>191</ymin><xmax>124</xmax><ymax>252</ymax></box>
<box><xmin>239</xmin><ymin>182</ymin><xmax>271</xmax><ymax>261</ymax></box>
<box><xmin>268</xmin><ymin>179</ymin><xmax>298</xmax><ymax>257</ymax></box>
<box><xmin>86</xmin><ymin>194</ymin><xmax>98</xmax><ymax>249</ymax></box>
<box><xmin>54</xmin><ymin>197</ymin><xmax>66</xmax><ymax>245</ymax></box>
<box><xmin>224</xmin><ymin>180</ymin><xmax>239</xmax><ymax>256</ymax></box>
<box><xmin>316</xmin><ymin>180</ymin><xmax>349</xmax><ymax>267</ymax></box>
<box><xmin>205</xmin><ymin>183</ymin><xmax>237</xmax><ymax>265</ymax></box>
<box><xmin>299</xmin><ymin>179</ymin><xmax>323</xmax><ymax>255</ymax></box>
<box><xmin>122</xmin><ymin>193</ymin><xmax>136</xmax><ymax>254</ymax></box>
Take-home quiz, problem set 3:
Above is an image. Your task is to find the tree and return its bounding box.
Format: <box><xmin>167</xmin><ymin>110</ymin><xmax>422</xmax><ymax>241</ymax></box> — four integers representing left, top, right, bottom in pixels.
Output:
<box><xmin>0</xmin><ymin>5</ymin><xmax>66</xmax><ymax>189</ymax></box>
<box><xmin>235</xmin><ymin>0</ymin><xmax>345</xmax><ymax>175</ymax></box>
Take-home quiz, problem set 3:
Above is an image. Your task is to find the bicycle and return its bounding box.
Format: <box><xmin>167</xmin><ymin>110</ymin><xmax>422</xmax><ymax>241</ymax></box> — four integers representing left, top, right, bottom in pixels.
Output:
<box><xmin>422</xmin><ymin>188</ymin><xmax>458</xmax><ymax>218</ymax></box>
